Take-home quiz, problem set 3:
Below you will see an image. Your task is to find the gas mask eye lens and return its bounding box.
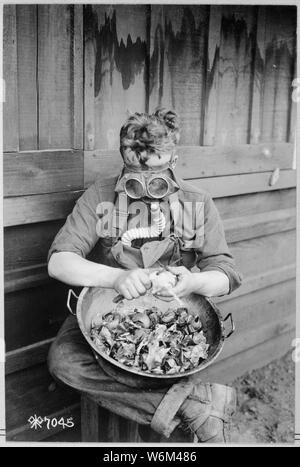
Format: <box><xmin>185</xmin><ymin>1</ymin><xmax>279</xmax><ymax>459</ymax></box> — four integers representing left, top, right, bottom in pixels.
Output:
<box><xmin>124</xmin><ymin>178</ymin><xmax>144</xmax><ymax>199</ymax></box>
<box><xmin>147</xmin><ymin>177</ymin><xmax>169</xmax><ymax>199</ymax></box>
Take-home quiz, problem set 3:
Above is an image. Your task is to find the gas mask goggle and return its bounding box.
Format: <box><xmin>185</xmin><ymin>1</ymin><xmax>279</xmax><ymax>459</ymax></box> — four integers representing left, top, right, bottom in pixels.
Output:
<box><xmin>115</xmin><ymin>166</ymin><xmax>179</xmax><ymax>200</ymax></box>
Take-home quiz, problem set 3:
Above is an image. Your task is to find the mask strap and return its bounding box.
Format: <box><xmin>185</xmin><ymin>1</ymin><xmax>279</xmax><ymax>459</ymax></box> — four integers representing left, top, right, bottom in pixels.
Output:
<box><xmin>169</xmin><ymin>191</ymin><xmax>182</xmax><ymax>239</ymax></box>
<box><xmin>123</xmin><ymin>162</ymin><xmax>171</xmax><ymax>173</ymax></box>
<box><xmin>113</xmin><ymin>192</ymin><xmax>128</xmax><ymax>236</ymax></box>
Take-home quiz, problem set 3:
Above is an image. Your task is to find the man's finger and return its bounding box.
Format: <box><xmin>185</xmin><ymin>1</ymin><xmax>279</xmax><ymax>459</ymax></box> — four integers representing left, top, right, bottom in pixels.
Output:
<box><xmin>139</xmin><ymin>272</ymin><xmax>152</xmax><ymax>288</ymax></box>
<box><xmin>121</xmin><ymin>289</ymin><xmax>133</xmax><ymax>300</ymax></box>
<box><xmin>133</xmin><ymin>278</ymin><xmax>147</xmax><ymax>295</ymax></box>
<box><xmin>126</xmin><ymin>283</ymin><xmax>140</xmax><ymax>299</ymax></box>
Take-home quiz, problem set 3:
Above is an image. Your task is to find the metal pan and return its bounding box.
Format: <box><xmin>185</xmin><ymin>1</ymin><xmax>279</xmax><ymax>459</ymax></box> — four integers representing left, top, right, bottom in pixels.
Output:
<box><xmin>67</xmin><ymin>287</ymin><xmax>234</xmax><ymax>384</ymax></box>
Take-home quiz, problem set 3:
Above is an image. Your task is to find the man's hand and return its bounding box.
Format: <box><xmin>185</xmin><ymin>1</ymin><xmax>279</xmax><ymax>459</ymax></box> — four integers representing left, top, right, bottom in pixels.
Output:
<box><xmin>157</xmin><ymin>266</ymin><xmax>230</xmax><ymax>298</ymax></box>
<box><xmin>156</xmin><ymin>266</ymin><xmax>197</xmax><ymax>298</ymax></box>
<box><xmin>113</xmin><ymin>268</ymin><xmax>152</xmax><ymax>300</ymax></box>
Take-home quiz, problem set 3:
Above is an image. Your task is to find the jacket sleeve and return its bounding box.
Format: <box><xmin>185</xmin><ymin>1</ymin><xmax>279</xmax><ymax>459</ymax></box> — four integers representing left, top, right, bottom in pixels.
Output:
<box><xmin>47</xmin><ymin>182</ymin><xmax>101</xmax><ymax>263</ymax></box>
<box><xmin>195</xmin><ymin>192</ymin><xmax>243</xmax><ymax>294</ymax></box>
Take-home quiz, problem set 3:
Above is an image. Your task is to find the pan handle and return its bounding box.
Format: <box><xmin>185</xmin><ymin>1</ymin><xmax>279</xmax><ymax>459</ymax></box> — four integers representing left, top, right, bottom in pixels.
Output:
<box><xmin>67</xmin><ymin>289</ymin><xmax>79</xmax><ymax>315</ymax></box>
<box><xmin>223</xmin><ymin>313</ymin><xmax>235</xmax><ymax>338</ymax></box>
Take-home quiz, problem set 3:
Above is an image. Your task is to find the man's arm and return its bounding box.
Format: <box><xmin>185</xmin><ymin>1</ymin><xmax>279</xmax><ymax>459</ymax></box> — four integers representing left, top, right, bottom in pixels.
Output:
<box><xmin>158</xmin><ymin>266</ymin><xmax>230</xmax><ymax>298</ymax></box>
<box><xmin>194</xmin><ymin>192</ymin><xmax>242</xmax><ymax>296</ymax></box>
<box><xmin>48</xmin><ymin>251</ymin><xmax>121</xmax><ymax>287</ymax></box>
<box><xmin>48</xmin><ymin>251</ymin><xmax>152</xmax><ymax>299</ymax></box>
<box><xmin>157</xmin><ymin>192</ymin><xmax>242</xmax><ymax>299</ymax></box>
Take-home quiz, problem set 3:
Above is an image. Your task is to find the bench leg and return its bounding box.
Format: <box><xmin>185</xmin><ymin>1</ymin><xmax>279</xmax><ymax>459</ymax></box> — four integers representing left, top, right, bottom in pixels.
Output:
<box><xmin>81</xmin><ymin>396</ymin><xmax>102</xmax><ymax>442</ymax></box>
<box><xmin>81</xmin><ymin>395</ymin><xmax>141</xmax><ymax>442</ymax></box>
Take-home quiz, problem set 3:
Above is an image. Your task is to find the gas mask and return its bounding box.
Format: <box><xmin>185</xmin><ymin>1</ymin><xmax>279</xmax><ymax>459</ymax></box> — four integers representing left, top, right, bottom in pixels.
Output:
<box><xmin>115</xmin><ymin>163</ymin><xmax>179</xmax><ymax>200</ymax></box>
<box><xmin>115</xmin><ymin>171</ymin><xmax>178</xmax><ymax>200</ymax></box>
<box><xmin>115</xmin><ymin>159</ymin><xmax>179</xmax><ymax>246</ymax></box>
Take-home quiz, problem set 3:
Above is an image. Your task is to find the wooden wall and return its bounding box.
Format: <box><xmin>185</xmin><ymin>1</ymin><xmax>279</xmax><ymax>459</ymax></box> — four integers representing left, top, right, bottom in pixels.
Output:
<box><xmin>3</xmin><ymin>4</ymin><xmax>297</xmax><ymax>442</ymax></box>
<box><xmin>4</xmin><ymin>4</ymin><xmax>83</xmax><ymax>442</ymax></box>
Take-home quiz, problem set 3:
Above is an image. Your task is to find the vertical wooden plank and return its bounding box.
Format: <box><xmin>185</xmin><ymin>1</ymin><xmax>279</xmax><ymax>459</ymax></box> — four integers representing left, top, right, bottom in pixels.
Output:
<box><xmin>16</xmin><ymin>5</ymin><xmax>38</xmax><ymax>150</ymax></box>
<box><xmin>84</xmin><ymin>5</ymin><xmax>96</xmax><ymax>151</ymax></box>
<box><xmin>250</xmin><ymin>6</ymin><xmax>296</xmax><ymax>143</ymax></box>
<box><xmin>38</xmin><ymin>4</ymin><xmax>73</xmax><ymax>149</ymax></box>
<box><xmin>249</xmin><ymin>6</ymin><xmax>266</xmax><ymax>144</ymax></box>
<box><xmin>203</xmin><ymin>6</ymin><xmax>257</xmax><ymax>145</ymax></box>
<box><xmin>149</xmin><ymin>5</ymin><xmax>209</xmax><ymax>145</ymax></box>
<box><xmin>73</xmin><ymin>4</ymin><xmax>84</xmax><ymax>149</ymax></box>
<box><xmin>3</xmin><ymin>4</ymin><xmax>19</xmax><ymax>151</ymax></box>
<box><xmin>202</xmin><ymin>6</ymin><xmax>222</xmax><ymax>146</ymax></box>
<box><xmin>84</xmin><ymin>4</ymin><xmax>148</xmax><ymax>151</ymax></box>
<box><xmin>289</xmin><ymin>64</ymin><xmax>297</xmax><ymax>144</ymax></box>
<box><xmin>81</xmin><ymin>396</ymin><xmax>101</xmax><ymax>442</ymax></box>
<box><xmin>107</xmin><ymin>412</ymin><xmax>121</xmax><ymax>441</ymax></box>
<box><xmin>271</xmin><ymin>7</ymin><xmax>296</xmax><ymax>142</ymax></box>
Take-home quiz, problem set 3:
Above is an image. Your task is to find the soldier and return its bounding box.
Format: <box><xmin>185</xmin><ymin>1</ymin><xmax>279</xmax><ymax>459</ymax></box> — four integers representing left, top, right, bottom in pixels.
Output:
<box><xmin>47</xmin><ymin>109</ymin><xmax>242</xmax><ymax>442</ymax></box>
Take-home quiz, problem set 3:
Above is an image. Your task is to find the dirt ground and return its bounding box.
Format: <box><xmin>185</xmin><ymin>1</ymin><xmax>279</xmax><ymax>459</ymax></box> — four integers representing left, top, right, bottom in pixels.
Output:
<box><xmin>230</xmin><ymin>351</ymin><xmax>295</xmax><ymax>444</ymax></box>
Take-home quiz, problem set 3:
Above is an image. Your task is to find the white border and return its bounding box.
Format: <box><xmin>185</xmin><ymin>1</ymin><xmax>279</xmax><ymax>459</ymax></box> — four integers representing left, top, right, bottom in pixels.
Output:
<box><xmin>0</xmin><ymin>0</ymin><xmax>298</xmax><ymax>448</ymax></box>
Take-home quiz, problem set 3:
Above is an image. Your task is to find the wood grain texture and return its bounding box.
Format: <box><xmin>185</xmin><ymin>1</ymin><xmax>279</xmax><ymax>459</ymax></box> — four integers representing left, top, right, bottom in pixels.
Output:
<box><xmin>198</xmin><ymin>329</ymin><xmax>294</xmax><ymax>384</ymax></box>
<box><xmin>84</xmin><ymin>4</ymin><xmax>148</xmax><ymax>150</ymax></box>
<box><xmin>214</xmin><ymin>188</ymin><xmax>296</xmax><ymax>220</ymax></box>
<box><xmin>191</xmin><ymin>169</ymin><xmax>296</xmax><ymax>198</ymax></box>
<box><xmin>216</xmin><ymin>263</ymin><xmax>296</xmax><ymax>304</ymax></box>
<box><xmin>3</xmin><ymin>4</ymin><xmax>19</xmax><ymax>151</ymax></box>
<box><xmin>4</xmin><ymin>191</ymin><xmax>83</xmax><ymax>227</ymax></box>
<box><xmin>288</xmin><ymin>58</ymin><xmax>297</xmax><ymax>143</ymax></box>
<box><xmin>230</xmin><ymin>229</ymin><xmax>296</xmax><ymax>278</ymax></box>
<box><xmin>203</xmin><ymin>6</ymin><xmax>257</xmax><ymax>145</ymax></box>
<box><xmin>223</xmin><ymin>207</ymin><xmax>296</xmax><ymax>243</ymax></box>
<box><xmin>149</xmin><ymin>5</ymin><xmax>209</xmax><ymax>144</ymax></box>
<box><xmin>73</xmin><ymin>4</ymin><xmax>84</xmax><ymax>149</ymax></box>
<box><xmin>81</xmin><ymin>397</ymin><xmax>142</xmax><ymax>442</ymax></box>
<box><xmin>250</xmin><ymin>6</ymin><xmax>296</xmax><ymax>143</ymax></box>
<box><xmin>4</xmin><ymin>171</ymin><xmax>296</xmax><ymax>226</ymax></box>
<box><xmin>7</xmin><ymin>404</ymin><xmax>80</xmax><ymax>442</ymax></box>
<box><xmin>5</xmin><ymin>264</ymin><xmax>50</xmax><ymax>294</ymax></box>
<box><xmin>4</xmin><ymin>150</ymin><xmax>83</xmax><ymax>196</ymax></box>
<box><xmin>5</xmin><ymin>281</ymin><xmax>70</xmax><ymax>351</ymax></box>
<box><xmin>81</xmin><ymin>396</ymin><xmax>101</xmax><ymax>442</ymax></box>
<box><xmin>38</xmin><ymin>5</ymin><xmax>73</xmax><ymax>149</ymax></box>
<box><xmin>83</xmin><ymin>142</ymin><xmax>294</xmax><ymax>186</ymax></box>
<box><xmin>4</xmin><ymin>220</ymin><xmax>65</xmax><ymax>271</ymax></box>
<box><xmin>217</xmin><ymin>278</ymin><xmax>295</xmax><ymax>362</ymax></box>
<box><xmin>5</xmin><ymin>362</ymin><xmax>79</xmax><ymax>436</ymax></box>
<box><xmin>16</xmin><ymin>5</ymin><xmax>38</xmax><ymax>150</ymax></box>
<box><xmin>6</xmin><ymin>338</ymin><xmax>54</xmax><ymax>375</ymax></box>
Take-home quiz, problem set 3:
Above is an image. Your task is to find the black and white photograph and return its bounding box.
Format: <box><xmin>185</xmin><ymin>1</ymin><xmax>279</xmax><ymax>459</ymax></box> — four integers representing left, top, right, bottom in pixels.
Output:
<box><xmin>0</xmin><ymin>1</ymin><xmax>299</xmax><ymax>448</ymax></box>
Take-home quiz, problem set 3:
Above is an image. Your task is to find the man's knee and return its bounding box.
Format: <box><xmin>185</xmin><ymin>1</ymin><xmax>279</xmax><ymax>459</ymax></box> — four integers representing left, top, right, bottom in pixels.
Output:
<box><xmin>47</xmin><ymin>333</ymin><xmax>99</xmax><ymax>392</ymax></box>
<box><xmin>47</xmin><ymin>339</ymin><xmax>69</xmax><ymax>383</ymax></box>
<box><xmin>47</xmin><ymin>337</ymin><xmax>83</xmax><ymax>389</ymax></box>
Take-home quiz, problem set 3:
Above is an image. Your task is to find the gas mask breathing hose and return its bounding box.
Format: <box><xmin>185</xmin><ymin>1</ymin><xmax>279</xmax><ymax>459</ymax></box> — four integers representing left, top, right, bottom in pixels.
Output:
<box><xmin>121</xmin><ymin>203</ymin><xmax>166</xmax><ymax>247</ymax></box>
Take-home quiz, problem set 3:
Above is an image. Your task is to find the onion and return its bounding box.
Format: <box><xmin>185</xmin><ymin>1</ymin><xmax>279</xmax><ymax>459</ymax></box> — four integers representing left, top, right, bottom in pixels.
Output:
<box><xmin>150</xmin><ymin>270</ymin><xmax>177</xmax><ymax>294</ymax></box>
<box><xmin>131</xmin><ymin>312</ymin><xmax>151</xmax><ymax>328</ymax></box>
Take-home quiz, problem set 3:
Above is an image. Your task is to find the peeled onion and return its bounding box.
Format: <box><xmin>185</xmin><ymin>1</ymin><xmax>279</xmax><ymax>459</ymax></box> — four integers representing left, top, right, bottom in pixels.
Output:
<box><xmin>149</xmin><ymin>270</ymin><xmax>177</xmax><ymax>295</ymax></box>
